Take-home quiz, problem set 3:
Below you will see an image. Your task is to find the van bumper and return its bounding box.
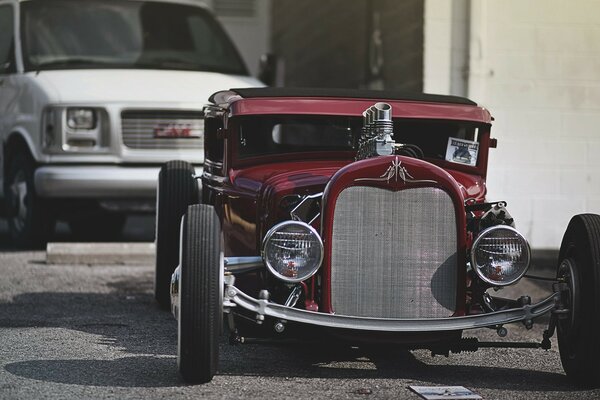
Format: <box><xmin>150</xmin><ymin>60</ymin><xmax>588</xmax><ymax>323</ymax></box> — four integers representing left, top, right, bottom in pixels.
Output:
<box><xmin>34</xmin><ymin>165</ymin><xmax>201</xmax><ymax>198</ymax></box>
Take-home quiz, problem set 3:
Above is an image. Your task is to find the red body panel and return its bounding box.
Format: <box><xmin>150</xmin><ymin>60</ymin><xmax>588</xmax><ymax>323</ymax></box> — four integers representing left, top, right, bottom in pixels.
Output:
<box><xmin>228</xmin><ymin>97</ymin><xmax>492</xmax><ymax>124</ymax></box>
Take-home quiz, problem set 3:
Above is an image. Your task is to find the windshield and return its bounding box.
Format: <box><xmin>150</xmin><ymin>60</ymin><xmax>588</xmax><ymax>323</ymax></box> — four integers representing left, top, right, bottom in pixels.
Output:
<box><xmin>20</xmin><ymin>0</ymin><xmax>248</xmax><ymax>74</ymax></box>
<box><xmin>238</xmin><ymin>116</ymin><xmax>361</xmax><ymax>159</ymax></box>
<box><xmin>237</xmin><ymin>115</ymin><xmax>483</xmax><ymax>164</ymax></box>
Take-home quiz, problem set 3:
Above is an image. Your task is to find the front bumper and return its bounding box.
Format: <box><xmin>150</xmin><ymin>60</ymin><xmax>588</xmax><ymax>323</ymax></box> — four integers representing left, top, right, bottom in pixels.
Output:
<box><xmin>222</xmin><ymin>277</ymin><xmax>560</xmax><ymax>332</ymax></box>
<box><xmin>34</xmin><ymin>165</ymin><xmax>202</xmax><ymax>198</ymax></box>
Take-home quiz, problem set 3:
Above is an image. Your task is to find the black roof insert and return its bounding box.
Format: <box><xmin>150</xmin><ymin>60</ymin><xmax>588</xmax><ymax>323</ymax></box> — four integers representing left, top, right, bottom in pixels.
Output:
<box><xmin>215</xmin><ymin>87</ymin><xmax>477</xmax><ymax>106</ymax></box>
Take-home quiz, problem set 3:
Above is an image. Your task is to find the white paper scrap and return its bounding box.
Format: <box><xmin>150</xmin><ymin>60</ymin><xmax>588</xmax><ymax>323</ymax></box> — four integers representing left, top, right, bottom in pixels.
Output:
<box><xmin>408</xmin><ymin>385</ymin><xmax>482</xmax><ymax>400</ymax></box>
<box><xmin>445</xmin><ymin>137</ymin><xmax>479</xmax><ymax>166</ymax></box>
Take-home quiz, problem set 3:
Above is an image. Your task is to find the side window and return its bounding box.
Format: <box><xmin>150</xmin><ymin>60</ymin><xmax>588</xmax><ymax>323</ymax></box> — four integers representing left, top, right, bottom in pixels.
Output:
<box><xmin>204</xmin><ymin>116</ymin><xmax>224</xmax><ymax>166</ymax></box>
<box><xmin>0</xmin><ymin>4</ymin><xmax>15</xmax><ymax>74</ymax></box>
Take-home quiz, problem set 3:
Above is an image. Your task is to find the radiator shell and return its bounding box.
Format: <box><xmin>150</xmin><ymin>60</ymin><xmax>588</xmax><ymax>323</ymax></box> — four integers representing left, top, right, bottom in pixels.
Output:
<box><xmin>330</xmin><ymin>186</ymin><xmax>457</xmax><ymax>318</ymax></box>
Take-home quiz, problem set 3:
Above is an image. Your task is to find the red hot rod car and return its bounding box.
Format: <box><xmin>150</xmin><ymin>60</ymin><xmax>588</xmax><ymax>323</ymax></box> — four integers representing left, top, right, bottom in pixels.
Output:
<box><xmin>154</xmin><ymin>88</ymin><xmax>600</xmax><ymax>385</ymax></box>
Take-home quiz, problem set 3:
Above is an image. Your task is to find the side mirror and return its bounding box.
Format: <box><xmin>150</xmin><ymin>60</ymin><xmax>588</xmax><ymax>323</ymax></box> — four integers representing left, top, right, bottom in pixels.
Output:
<box><xmin>258</xmin><ymin>53</ymin><xmax>277</xmax><ymax>86</ymax></box>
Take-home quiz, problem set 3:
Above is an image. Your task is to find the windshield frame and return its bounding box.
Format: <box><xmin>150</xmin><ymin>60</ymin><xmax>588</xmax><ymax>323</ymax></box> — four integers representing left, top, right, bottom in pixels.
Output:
<box><xmin>19</xmin><ymin>0</ymin><xmax>249</xmax><ymax>75</ymax></box>
<box><xmin>229</xmin><ymin>114</ymin><xmax>491</xmax><ymax>177</ymax></box>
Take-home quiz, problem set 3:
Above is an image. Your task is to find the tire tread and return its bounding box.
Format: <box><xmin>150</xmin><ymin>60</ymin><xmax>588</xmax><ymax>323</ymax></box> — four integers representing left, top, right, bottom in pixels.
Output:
<box><xmin>179</xmin><ymin>204</ymin><xmax>220</xmax><ymax>384</ymax></box>
<box><xmin>155</xmin><ymin>160</ymin><xmax>198</xmax><ymax>309</ymax></box>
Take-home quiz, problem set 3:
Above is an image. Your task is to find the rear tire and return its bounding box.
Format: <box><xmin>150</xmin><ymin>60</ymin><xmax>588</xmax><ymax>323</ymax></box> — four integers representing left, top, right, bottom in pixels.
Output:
<box><xmin>4</xmin><ymin>151</ymin><xmax>55</xmax><ymax>248</ymax></box>
<box><xmin>178</xmin><ymin>204</ymin><xmax>221</xmax><ymax>384</ymax></box>
<box><xmin>557</xmin><ymin>214</ymin><xmax>600</xmax><ymax>387</ymax></box>
<box><xmin>155</xmin><ymin>160</ymin><xmax>199</xmax><ymax>309</ymax></box>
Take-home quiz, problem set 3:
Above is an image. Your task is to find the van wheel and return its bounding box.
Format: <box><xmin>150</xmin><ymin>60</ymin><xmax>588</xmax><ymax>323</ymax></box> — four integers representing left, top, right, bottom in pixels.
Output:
<box><xmin>155</xmin><ymin>161</ymin><xmax>198</xmax><ymax>309</ymax></box>
<box><xmin>4</xmin><ymin>152</ymin><xmax>55</xmax><ymax>248</ymax></box>
<box><xmin>178</xmin><ymin>204</ymin><xmax>221</xmax><ymax>384</ymax></box>
<box><xmin>557</xmin><ymin>214</ymin><xmax>600</xmax><ymax>387</ymax></box>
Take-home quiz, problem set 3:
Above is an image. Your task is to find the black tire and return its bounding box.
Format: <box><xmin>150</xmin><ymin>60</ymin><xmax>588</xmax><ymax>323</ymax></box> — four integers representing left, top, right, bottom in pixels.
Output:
<box><xmin>557</xmin><ymin>214</ymin><xmax>600</xmax><ymax>387</ymax></box>
<box><xmin>178</xmin><ymin>204</ymin><xmax>221</xmax><ymax>384</ymax></box>
<box><xmin>4</xmin><ymin>152</ymin><xmax>55</xmax><ymax>248</ymax></box>
<box><xmin>155</xmin><ymin>160</ymin><xmax>199</xmax><ymax>309</ymax></box>
<box><xmin>69</xmin><ymin>214</ymin><xmax>127</xmax><ymax>241</ymax></box>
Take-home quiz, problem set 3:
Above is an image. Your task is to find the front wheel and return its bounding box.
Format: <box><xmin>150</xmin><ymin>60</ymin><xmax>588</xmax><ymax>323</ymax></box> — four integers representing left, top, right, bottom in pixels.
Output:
<box><xmin>178</xmin><ymin>204</ymin><xmax>222</xmax><ymax>384</ymax></box>
<box><xmin>4</xmin><ymin>152</ymin><xmax>55</xmax><ymax>248</ymax></box>
<box><xmin>556</xmin><ymin>214</ymin><xmax>600</xmax><ymax>387</ymax></box>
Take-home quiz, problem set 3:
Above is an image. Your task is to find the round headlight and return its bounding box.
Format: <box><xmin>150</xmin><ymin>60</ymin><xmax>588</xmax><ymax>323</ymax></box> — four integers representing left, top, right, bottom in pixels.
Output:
<box><xmin>471</xmin><ymin>225</ymin><xmax>531</xmax><ymax>286</ymax></box>
<box><xmin>262</xmin><ymin>221</ymin><xmax>323</xmax><ymax>283</ymax></box>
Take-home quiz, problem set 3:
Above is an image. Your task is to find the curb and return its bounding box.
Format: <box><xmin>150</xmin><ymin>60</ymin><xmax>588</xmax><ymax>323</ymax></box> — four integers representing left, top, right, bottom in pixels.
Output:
<box><xmin>46</xmin><ymin>242</ymin><xmax>155</xmax><ymax>265</ymax></box>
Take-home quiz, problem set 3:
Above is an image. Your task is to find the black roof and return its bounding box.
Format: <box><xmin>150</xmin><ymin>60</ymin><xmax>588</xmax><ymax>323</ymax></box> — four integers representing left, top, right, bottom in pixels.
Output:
<box><xmin>210</xmin><ymin>87</ymin><xmax>477</xmax><ymax>106</ymax></box>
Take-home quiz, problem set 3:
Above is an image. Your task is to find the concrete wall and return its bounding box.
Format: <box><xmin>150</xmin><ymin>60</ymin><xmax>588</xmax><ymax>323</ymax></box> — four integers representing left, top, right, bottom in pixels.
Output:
<box><xmin>424</xmin><ymin>0</ymin><xmax>470</xmax><ymax>96</ymax></box>
<box><xmin>271</xmin><ymin>0</ymin><xmax>423</xmax><ymax>90</ymax></box>
<box><xmin>425</xmin><ymin>0</ymin><xmax>600</xmax><ymax>249</ymax></box>
<box><xmin>204</xmin><ymin>0</ymin><xmax>271</xmax><ymax>78</ymax></box>
<box><xmin>271</xmin><ymin>0</ymin><xmax>369</xmax><ymax>88</ymax></box>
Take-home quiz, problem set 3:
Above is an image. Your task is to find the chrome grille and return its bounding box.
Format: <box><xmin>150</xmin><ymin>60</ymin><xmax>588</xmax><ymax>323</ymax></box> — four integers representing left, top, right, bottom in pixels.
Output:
<box><xmin>121</xmin><ymin>110</ymin><xmax>204</xmax><ymax>150</ymax></box>
<box><xmin>330</xmin><ymin>186</ymin><xmax>457</xmax><ymax>318</ymax></box>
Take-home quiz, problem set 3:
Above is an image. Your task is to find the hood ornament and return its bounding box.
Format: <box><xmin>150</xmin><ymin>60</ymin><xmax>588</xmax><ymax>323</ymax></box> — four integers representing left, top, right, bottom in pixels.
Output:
<box><xmin>356</xmin><ymin>156</ymin><xmax>437</xmax><ymax>184</ymax></box>
<box><xmin>381</xmin><ymin>156</ymin><xmax>412</xmax><ymax>183</ymax></box>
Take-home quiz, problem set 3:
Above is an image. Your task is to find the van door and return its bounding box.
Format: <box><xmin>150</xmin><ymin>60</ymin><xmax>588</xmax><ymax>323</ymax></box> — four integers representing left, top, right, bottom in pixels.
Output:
<box><xmin>0</xmin><ymin>2</ymin><xmax>17</xmax><ymax>190</ymax></box>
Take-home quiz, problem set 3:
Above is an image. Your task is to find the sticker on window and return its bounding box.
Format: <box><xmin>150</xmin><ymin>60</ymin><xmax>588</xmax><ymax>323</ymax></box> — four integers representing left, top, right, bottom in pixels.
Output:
<box><xmin>446</xmin><ymin>137</ymin><xmax>479</xmax><ymax>166</ymax></box>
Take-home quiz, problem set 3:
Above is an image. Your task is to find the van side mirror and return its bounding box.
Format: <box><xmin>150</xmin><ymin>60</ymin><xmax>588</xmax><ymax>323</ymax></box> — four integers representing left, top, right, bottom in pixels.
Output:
<box><xmin>258</xmin><ymin>53</ymin><xmax>277</xmax><ymax>86</ymax></box>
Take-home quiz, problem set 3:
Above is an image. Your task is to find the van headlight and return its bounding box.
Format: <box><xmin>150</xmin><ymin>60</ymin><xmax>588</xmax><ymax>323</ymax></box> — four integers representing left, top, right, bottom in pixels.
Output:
<box><xmin>262</xmin><ymin>221</ymin><xmax>323</xmax><ymax>283</ymax></box>
<box><xmin>471</xmin><ymin>225</ymin><xmax>531</xmax><ymax>286</ymax></box>
<box><xmin>42</xmin><ymin>106</ymin><xmax>108</xmax><ymax>152</ymax></box>
<box><xmin>67</xmin><ymin>108</ymin><xmax>97</xmax><ymax>130</ymax></box>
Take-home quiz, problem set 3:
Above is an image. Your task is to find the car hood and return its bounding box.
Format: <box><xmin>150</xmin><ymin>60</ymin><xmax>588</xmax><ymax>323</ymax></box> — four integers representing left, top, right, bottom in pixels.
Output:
<box><xmin>31</xmin><ymin>69</ymin><xmax>263</xmax><ymax>104</ymax></box>
<box><xmin>231</xmin><ymin>160</ymin><xmax>349</xmax><ymax>194</ymax></box>
<box><xmin>232</xmin><ymin>159</ymin><xmax>486</xmax><ymax>201</ymax></box>
<box><xmin>231</xmin><ymin>159</ymin><xmax>487</xmax><ymax>228</ymax></box>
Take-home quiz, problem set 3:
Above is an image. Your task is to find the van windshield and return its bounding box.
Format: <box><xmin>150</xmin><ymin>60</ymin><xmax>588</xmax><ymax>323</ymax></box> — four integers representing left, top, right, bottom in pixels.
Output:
<box><xmin>20</xmin><ymin>0</ymin><xmax>248</xmax><ymax>75</ymax></box>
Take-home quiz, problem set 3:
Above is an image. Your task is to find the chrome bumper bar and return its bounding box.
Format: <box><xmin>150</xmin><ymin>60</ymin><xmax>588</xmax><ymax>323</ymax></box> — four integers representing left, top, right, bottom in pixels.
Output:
<box><xmin>35</xmin><ymin>165</ymin><xmax>202</xmax><ymax>198</ymax></box>
<box><xmin>224</xmin><ymin>280</ymin><xmax>560</xmax><ymax>332</ymax></box>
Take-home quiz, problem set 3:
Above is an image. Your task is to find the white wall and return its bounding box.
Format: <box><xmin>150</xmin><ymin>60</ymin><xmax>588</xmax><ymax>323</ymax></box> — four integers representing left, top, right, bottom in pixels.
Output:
<box><xmin>425</xmin><ymin>0</ymin><xmax>600</xmax><ymax>249</ymax></box>
<box><xmin>424</xmin><ymin>1</ymin><xmax>453</xmax><ymax>94</ymax></box>
<box><xmin>424</xmin><ymin>0</ymin><xmax>471</xmax><ymax>96</ymax></box>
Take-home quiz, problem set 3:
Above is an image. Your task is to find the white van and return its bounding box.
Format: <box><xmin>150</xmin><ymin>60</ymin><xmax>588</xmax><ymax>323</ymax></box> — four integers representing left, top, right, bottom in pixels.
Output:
<box><xmin>0</xmin><ymin>0</ymin><xmax>262</xmax><ymax>247</ymax></box>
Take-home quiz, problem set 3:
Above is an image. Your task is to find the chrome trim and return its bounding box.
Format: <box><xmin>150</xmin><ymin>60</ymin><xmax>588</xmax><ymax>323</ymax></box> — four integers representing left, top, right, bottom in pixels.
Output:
<box><xmin>121</xmin><ymin>110</ymin><xmax>204</xmax><ymax>150</ymax></box>
<box><xmin>284</xmin><ymin>285</ymin><xmax>303</xmax><ymax>308</ymax></box>
<box><xmin>471</xmin><ymin>225</ymin><xmax>531</xmax><ymax>286</ymax></box>
<box><xmin>356</xmin><ymin>102</ymin><xmax>395</xmax><ymax>160</ymax></box>
<box><xmin>224</xmin><ymin>256</ymin><xmax>264</xmax><ymax>274</ymax></box>
<box><xmin>170</xmin><ymin>265</ymin><xmax>180</xmax><ymax>319</ymax></box>
<box><xmin>290</xmin><ymin>192</ymin><xmax>322</xmax><ymax>222</ymax></box>
<box><xmin>355</xmin><ymin>156</ymin><xmax>437</xmax><ymax>184</ymax></box>
<box><xmin>203</xmin><ymin>104</ymin><xmax>225</xmax><ymax>119</ymax></box>
<box><xmin>224</xmin><ymin>281</ymin><xmax>560</xmax><ymax>332</ymax></box>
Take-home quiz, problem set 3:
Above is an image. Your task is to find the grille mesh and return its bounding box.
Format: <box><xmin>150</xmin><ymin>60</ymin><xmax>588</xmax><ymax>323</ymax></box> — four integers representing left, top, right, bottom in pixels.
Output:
<box><xmin>121</xmin><ymin>110</ymin><xmax>204</xmax><ymax>150</ymax></box>
<box><xmin>330</xmin><ymin>186</ymin><xmax>457</xmax><ymax>318</ymax></box>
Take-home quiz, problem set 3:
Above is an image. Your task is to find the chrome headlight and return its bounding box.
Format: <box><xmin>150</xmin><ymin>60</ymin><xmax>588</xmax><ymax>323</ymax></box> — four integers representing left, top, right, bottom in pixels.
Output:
<box><xmin>262</xmin><ymin>221</ymin><xmax>323</xmax><ymax>283</ymax></box>
<box><xmin>471</xmin><ymin>225</ymin><xmax>531</xmax><ymax>286</ymax></box>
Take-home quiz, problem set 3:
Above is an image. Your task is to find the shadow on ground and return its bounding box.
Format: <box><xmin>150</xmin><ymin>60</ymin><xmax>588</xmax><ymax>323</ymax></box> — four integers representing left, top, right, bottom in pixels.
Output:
<box><xmin>1</xmin><ymin>277</ymin><xmax>581</xmax><ymax>392</ymax></box>
<box><xmin>0</xmin><ymin>216</ymin><xmax>155</xmax><ymax>251</ymax></box>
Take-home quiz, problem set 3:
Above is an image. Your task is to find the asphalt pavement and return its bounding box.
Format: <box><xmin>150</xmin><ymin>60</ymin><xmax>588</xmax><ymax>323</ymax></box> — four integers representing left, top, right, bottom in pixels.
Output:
<box><xmin>1</xmin><ymin>217</ymin><xmax>598</xmax><ymax>399</ymax></box>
